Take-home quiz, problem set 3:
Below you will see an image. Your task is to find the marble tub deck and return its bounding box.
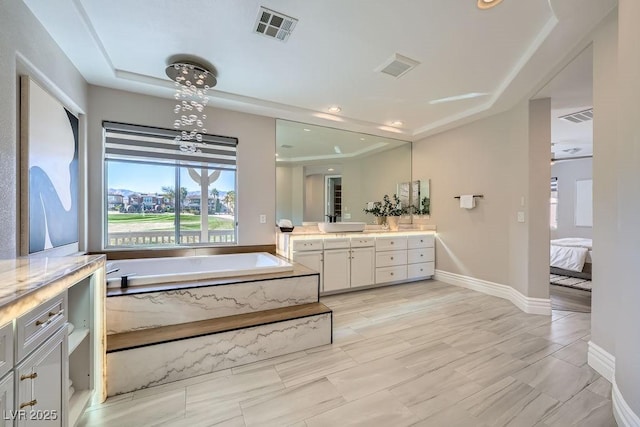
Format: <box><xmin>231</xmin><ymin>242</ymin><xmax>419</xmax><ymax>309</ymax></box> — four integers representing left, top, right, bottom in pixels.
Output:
<box><xmin>83</xmin><ymin>280</ymin><xmax>615</xmax><ymax>427</ymax></box>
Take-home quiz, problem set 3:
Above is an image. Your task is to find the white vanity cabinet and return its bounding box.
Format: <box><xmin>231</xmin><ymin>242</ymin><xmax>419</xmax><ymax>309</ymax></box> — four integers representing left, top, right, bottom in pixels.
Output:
<box><xmin>280</xmin><ymin>231</ymin><xmax>434</xmax><ymax>294</ymax></box>
<box><xmin>15</xmin><ymin>326</ymin><xmax>67</xmax><ymax>427</ymax></box>
<box><xmin>0</xmin><ymin>256</ymin><xmax>105</xmax><ymax>427</ymax></box>
<box><xmin>0</xmin><ymin>372</ymin><xmax>13</xmax><ymax>427</ymax></box>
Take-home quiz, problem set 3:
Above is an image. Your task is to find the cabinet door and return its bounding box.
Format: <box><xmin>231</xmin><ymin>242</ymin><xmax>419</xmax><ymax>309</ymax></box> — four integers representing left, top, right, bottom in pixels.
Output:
<box><xmin>350</xmin><ymin>247</ymin><xmax>375</xmax><ymax>288</ymax></box>
<box><xmin>16</xmin><ymin>327</ymin><xmax>66</xmax><ymax>427</ymax></box>
<box><xmin>323</xmin><ymin>249</ymin><xmax>351</xmax><ymax>292</ymax></box>
<box><xmin>0</xmin><ymin>373</ymin><xmax>13</xmax><ymax>427</ymax></box>
<box><xmin>293</xmin><ymin>251</ymin><xmax>323</xmax><ymax>290</ymax></box>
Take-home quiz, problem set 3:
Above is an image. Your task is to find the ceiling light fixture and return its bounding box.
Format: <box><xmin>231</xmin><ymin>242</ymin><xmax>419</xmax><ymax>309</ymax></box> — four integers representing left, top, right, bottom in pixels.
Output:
<box><xmin>166</xmin><ymin>61</ymin><xmax>217</xmax><ymax>153</ymax></box>
<box><xmin>328</xmin><ymin>168</ymin><xmax>335</xmax><ymax>172</ymax></box>
<box><xmin>334</xmin><ymin>146</ymin><xmax>342</xmax><ymax>154</ymax></box>
<box><xmin>477</xmin><ymin>0</ymin><xmax>504</xmax><ymax>10</ymax></box>
<box><xmin>303</xmin><ymin>128</ymin><xmax>311</xmax><ymax>132</ymax></box>
<box><xmin>391</xmin><ymin>120</ymin><xmax>404</xmax><ymax>126</ymax></box>
<box><xmin>360</xmin><ymin>138</ymin><xmax>365</xmax><ymax>141</ymax></box>
<box><xmin>328</xmin><ymin>106</ymin><xmax>342</xmax><ymax>113</ymax></box>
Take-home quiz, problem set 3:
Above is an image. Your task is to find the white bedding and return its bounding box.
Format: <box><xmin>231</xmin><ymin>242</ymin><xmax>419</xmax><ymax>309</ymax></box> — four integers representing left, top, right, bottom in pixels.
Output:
<box><xmin>550</xmin><ymin>238</ymin><xmax>592</xmax><ymax>272</ymax></box>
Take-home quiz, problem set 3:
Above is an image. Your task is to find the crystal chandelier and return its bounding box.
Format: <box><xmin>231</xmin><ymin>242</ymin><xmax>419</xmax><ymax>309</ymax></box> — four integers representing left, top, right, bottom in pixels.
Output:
<box><xmin>165</xmin><ymin>61</ymin><xmax>217</xmax><ymax>152</ymax></box>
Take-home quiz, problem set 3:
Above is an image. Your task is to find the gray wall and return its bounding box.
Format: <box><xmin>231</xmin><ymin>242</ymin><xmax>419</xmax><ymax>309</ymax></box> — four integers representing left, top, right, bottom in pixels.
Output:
<box><xmin>550</xmin><ymin>158</ymin><xmax>593</xmax><ymax>240</ymax></box>
<box><xmin>412</xmin><ymin>100</ymin><xmax>549</xmax><ymax>299</ymax></box>
<box><xmin>612</xmin><ymin>0</ymin><xmax>640</xmax><ymax>414</ymax></box>
<box><xmin>0</xmin><ymin>1</ymin><xmax>88</xmax><ymax>258</ymax></box>
<box><xmin>86</xmin><ymin>86</ymin><xmax>276</xmax><ymax>250</ymax></box>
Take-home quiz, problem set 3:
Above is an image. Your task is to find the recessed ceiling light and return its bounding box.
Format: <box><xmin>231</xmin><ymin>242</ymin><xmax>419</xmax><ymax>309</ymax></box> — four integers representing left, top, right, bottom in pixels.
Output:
<box><xmin>303</xmin><ymin>128</ymin><xmax>311</xmax><ymax>132</ymax></box>
<box><xmin>391</xmin><ymin>121</ymin><xmax>404</xmax><ymax>126</ymax></box>
<box><xmin>334</xmin><ymin>146</ymin><xmax>342</xmax><ymax>154</ymax></box>
<box><xmin>328</xmin><ymin>106</ymin><xmax>342</xmax><ymax>113</ymax></box>
<box><xmin>360</xmin><ymin>138</ymin><xmax>365</xmax><ymax>141</ymax></box>
<box><xmin>328</xmin><ymin>168</ymin><xmax>335</xmax><ymax>172</ymax></box>
<box><xmin>477</xmin><ymin>0</ymin><xmax>504</xmax><ymax>10</ymax></box>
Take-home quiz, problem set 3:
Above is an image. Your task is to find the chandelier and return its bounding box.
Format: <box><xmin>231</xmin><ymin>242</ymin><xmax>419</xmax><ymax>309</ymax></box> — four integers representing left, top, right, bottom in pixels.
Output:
<box><xmin>165</xmin><ymin>61</ymin><xmax>217</xmax><ymax>152</ymax></box>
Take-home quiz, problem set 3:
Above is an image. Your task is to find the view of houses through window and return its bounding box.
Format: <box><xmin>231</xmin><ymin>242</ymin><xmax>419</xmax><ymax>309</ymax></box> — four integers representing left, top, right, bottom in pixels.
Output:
<box><xmin>104</xmin><ymin>122</ymin><xmax>238</xmax><ymax>247</ymax></box>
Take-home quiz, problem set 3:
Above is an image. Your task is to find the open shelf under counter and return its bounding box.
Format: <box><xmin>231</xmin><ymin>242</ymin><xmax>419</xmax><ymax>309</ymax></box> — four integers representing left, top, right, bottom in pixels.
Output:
<box><xmin>68</xmin><ymin>327</ymin><xmax>90</xmax><ymax>354</ymax></box>
<box><xmin>69</xmin><ymin>388</ymin><xmax>92</xmax><ymax>427</ymax></box>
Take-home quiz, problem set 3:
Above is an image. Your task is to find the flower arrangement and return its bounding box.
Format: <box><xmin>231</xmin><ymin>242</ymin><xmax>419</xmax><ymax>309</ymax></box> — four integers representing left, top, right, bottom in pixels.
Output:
<box><xmin>363</xmin><ymin>201</ymin><xmax>384</xmax><ymax>217</ymax></box>
<box><xmin>380</xmin><ymin>194</ymin><xmax>406</xmax><ymax>216</ymax></box>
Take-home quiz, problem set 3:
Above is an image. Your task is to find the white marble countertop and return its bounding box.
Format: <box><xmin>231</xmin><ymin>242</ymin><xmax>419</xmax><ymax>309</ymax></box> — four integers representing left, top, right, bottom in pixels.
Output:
<box><xmin>277</xmin><ymin>225</ymin><xmax>436</xmax><ymax>239</ymax></box>
<box><xmin>0</xmin><ymin>255</ymin><xmax>105</xmax><ymax>325</ymax></box>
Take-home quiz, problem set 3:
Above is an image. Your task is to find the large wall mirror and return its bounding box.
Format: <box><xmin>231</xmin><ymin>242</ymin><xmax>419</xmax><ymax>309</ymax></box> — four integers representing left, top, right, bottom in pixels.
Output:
<box><xmin>276</xmin><ymin>119</ymin><xmax>412</xmax><ymax>225</ymax></box>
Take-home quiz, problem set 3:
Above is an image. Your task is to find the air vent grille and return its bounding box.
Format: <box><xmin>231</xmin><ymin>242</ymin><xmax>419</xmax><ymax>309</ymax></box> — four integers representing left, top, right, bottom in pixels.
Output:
<box><xmin>558</xmin><ymin>108</ymin><xmax>593</xmax><ymax>123</ymax></box>
<box><xmin>376</xmin><ymin>54</ymin><xmax>420</xmax><ymax>78</ymax></box>
<box><xmin>255</xmin><ymin>7</ymin><xmax>298</xmax><ymax>42</ymax></box>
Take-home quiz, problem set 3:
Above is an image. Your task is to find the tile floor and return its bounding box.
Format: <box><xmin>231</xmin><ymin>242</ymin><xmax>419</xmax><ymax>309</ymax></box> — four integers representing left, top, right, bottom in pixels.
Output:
<box><xmin>80</xmin><ymin>280</ymin><xmax>616</xmax><ymax>427</ymax></box>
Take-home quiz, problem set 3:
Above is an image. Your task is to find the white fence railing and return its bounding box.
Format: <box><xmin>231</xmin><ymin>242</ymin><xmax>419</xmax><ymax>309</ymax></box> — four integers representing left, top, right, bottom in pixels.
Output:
<box><xmin>107</xmin><ymin>230</ymin><xmax>235</xmax><ymax>246</ymax></box>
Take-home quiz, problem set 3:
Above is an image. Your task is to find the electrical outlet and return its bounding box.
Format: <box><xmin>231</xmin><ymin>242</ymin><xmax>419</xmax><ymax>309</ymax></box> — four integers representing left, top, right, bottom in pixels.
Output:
<box><xmin>259</xmin><ymin>214</ymin><xmax>266</xmax><ymax>224</ymax></box>
<box><xmin>517</xmin><ymin>211</ymin><xmax>525</xmax><ymax>223</ymax></box>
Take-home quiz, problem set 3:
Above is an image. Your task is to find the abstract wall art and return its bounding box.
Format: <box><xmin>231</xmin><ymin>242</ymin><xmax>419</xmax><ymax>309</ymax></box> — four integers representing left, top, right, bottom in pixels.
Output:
<box><xmin>20</xmin><ymin>76</ymin><xmax>79</xmax><ymax>254</ymax></box>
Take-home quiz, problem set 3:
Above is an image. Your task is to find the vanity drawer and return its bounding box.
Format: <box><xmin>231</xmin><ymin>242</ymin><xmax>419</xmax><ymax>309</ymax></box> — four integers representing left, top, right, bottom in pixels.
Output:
<box><xmin>16</xmin><ymin>291</ymin><xmax>67</xmax><ymax>362</ymax></box>
<box><xmin>350</xmin><ymin>237</ymin><xmax>375</xmax><ymax>248</ymax></box>
<box><xmin>375</xmin><ymin>266</ymin><xmax>407</xmax><ymax>284</ymax></box>
<box><xmin>292</xmin><ymin>239</ymin><xmax>324</xmax><ymax>252</ymax></box>
<box><xmin>408</xmin><ymin>262</ymin><xmax>435</xmax><ymax>279</ymax></box>
<box><xmin>0</xmin><ymin>322</ymin><xmax>12</xmax><ymax>379</ymax></box>
<box><xmin>323</xmin><ymin>238</ymin><xmax>350</xmax><ymax>249</ymax></box>
<box><xmin>375</xmin><ymin>236</ymin><xmax>407</xmax><ymax>251</ymax></box>
<box><xmin>375</xmin><ymin>250</ymin><xmax>407</xmax><ymax>267</ymax></box>
<box><xmin>407</xmin><ymin>234</ymin><xmax>434</xmax><ymax>249</ymax></box>
<box><xmin>408</xmin><ymin>248</ymin><xmax>435</xmax><ymax>264</ymax></box>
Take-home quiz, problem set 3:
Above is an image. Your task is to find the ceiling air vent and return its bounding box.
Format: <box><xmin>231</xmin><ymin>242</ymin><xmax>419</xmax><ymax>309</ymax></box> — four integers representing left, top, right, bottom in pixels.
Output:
<box><xmin>558</xmin><ymin>108</ymin><xmax>593</xmax><ymax>123</ymax></box>
<box><xmin>376</xmin><ymin>53</ymin><xmax>420</xmax><ymax>78</ymax></box>
<box><xmin>254</xmin><ymin>7</ymin><xmax>298</xmax><ymax>42</ymax></box>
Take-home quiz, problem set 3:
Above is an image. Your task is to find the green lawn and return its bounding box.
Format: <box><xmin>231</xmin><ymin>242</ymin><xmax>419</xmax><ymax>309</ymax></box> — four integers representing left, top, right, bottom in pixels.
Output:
<box><xmin>107</xmin><ymin>213</ymin><xmax>233</xmax><ymax>230</ymax></box>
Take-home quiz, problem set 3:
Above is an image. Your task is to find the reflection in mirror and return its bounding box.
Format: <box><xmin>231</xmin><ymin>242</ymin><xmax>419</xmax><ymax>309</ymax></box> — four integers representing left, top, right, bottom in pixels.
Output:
<box><xmin>276</xmin><ymin>120</ymin><xmax>412</xmax><ymax>225</ymax></box>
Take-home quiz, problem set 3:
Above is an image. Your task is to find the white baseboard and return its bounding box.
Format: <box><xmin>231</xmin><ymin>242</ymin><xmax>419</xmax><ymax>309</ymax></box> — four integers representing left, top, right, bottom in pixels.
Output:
<box><xmin>434</xmin><ymin>270</ymin><xmax>551</xmax><ymax>315</ymax></box>
<box><xmin>613</xmin><ymin>377</ymin><xmax>640</xmax><ymax>427</ymax></box>
<box><xmin>587</xmin><ymin>341</ymin><xmax>615</xmax><ymax>382</ymax></box>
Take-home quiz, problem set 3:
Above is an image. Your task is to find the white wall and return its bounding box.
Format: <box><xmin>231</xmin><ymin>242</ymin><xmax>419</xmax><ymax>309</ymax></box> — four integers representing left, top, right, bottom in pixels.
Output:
<box><xmin>0</xmin><ymin>1</ymin><xmax>88</xmax><ymax>258</ymax></box>
<box><xmin>612</xmin><ymin>0</ymin><xmax>640</xmax><ymax>414</ymax></box>
<box><xmin>304</xmin><ymin>174</ymin><xmax>325</xmax><ymax>222</ymax></box>
<box><xmin>551</xmin><ymin>158</ymin><xmax>593</xmax><ymax>239</ymax></box>
<box><xmin>276</xmin><ymin>166</ymin><xmax>292</xmax><ymax>222</ymax></box>
<box><xmin>412</xmin><ymin>100</ymin><xmax>549</xmax><ymax>299</ymax></box>
<box><xmin>86</xmin><ymin>86</ymin><xmax>276</xmax><ymax>250</ymax></box>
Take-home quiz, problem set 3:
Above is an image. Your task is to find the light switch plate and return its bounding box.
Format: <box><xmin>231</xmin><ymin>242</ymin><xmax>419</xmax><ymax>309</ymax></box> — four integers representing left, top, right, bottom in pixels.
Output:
<box><xmin>259</xmin><ymin>214</ymin><xmax>267</xmax><ymax>224</ymax></box>
<box><xmin>517</xmin><ymin>211</ymin><xmax>525</xmax><ymax>223</ymax></box>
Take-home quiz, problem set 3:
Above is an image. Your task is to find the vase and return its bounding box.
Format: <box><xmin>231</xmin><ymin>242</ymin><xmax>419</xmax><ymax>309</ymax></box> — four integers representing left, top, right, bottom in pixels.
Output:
<box><xmin>374</xmin><ymin>216</ymin><xmax>386</xmax><ymax>225</ymax></box>
<box><xmin>387</xmin><ymin>216</ymin><xmax>400</xmax><ymax>231</ymax></box>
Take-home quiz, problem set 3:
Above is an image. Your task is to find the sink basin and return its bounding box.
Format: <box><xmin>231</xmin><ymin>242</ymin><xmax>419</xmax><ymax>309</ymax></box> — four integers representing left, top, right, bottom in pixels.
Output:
<box><xmin>318</xmin><ymin>222</ymin><xmax>366</xmax><ymax>233</ymax></box>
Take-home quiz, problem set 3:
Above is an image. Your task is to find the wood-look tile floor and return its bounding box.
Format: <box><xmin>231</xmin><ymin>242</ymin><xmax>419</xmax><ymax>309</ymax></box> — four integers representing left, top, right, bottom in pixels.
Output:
<box><xmin>80</xmin><ymin>281</ymin><xmax>616</xmax><ymax>427</ymax></box>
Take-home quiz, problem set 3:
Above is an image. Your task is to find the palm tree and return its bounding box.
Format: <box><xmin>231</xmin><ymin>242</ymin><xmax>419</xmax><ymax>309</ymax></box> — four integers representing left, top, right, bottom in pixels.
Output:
<box><xmin>161</xmin><ymin>186</ymin><xmax>188</xmax><ymax>211</ymax></box>
<box><xmin>223</xmin><ymin>191</ymin><xmax>236</xmax><ymax>215</ymax></box>
<box><xmin>210</xmin><ymin>188</ymin><xmax>219</xmax><ymax>213</ymax></box>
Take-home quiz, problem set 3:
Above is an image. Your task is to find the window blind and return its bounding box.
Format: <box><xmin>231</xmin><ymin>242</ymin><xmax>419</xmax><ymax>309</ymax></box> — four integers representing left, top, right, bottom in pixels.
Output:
<box><xmin>104</xmin><ymin>121</ymin><xmax>237</xmax><ymax>171</ymax></box>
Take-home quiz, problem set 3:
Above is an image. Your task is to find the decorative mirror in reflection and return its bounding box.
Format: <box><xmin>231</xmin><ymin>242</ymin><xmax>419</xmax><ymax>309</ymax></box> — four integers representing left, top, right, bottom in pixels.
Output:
<box><xmin>276</xmin><ymin>120</ymin><xmax>412</xmax><ymax>225</ymax></box>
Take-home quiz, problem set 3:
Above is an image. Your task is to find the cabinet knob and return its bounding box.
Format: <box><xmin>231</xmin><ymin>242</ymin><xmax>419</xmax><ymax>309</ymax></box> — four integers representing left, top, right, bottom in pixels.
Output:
<box><xmin>390</xmin><ymin>257</ymin><xmax>394</xmax><ymax>260</ymax></box>
<box><xmin>420</xmin><ymin>254</ymin><xmax>423</xmax><ymax>257</ymax></box>
<box><xmin>20</xmin><ymin>372</ymin><xmax>38</xmax><ymax>381</ymax></box>
<box><xmin>390</xmin><ymin>272</ymin><xmax>394</xmax><ymax>276</ymax></box>
<box><xmin>20</xmin><ymin>400</ymin><xmax>37</xmax><ymax>409</ymax></box>
<box><xmin>391</xmin><ymin>241</ymin><xmax>394</xmax><ymax>245</ymax></box>
<box><xmin>420</xmin><ymin>240</ymin><xmax>423</xmax><ymax>243</ymax></box>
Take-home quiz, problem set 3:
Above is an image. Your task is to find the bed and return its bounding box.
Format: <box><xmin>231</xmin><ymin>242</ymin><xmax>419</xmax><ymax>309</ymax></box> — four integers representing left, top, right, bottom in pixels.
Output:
<box><xmin>550</xmin><ymin>238</ymin><xmax>592</xmax><ymax>280</ymax></box>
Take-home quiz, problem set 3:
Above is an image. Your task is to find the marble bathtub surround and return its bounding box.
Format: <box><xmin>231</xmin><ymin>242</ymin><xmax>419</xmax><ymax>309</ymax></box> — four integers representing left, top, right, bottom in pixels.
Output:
<box><xmin>107</xmin><ymin>311</ymin><xmax>332</xmax><ymax>396</ymax></box>
<box><xmin>0</xmin><ymin>255</ymin><xmax>105</xmax><ymax>325</ymax></box>
<box><xmin>106</xmin><ymin>274</ymin><xmax>319</xmax><ymax>334</ymax></box>
<box><xmin>82</xmin><ymin>281</ymin><xmax>614</xmax><ymax>426</ymax></box>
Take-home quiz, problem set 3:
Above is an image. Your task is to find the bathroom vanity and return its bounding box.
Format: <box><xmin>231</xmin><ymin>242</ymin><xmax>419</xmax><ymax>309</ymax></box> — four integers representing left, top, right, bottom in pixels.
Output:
<box><xmin>0</xmin><ymin>255</ymin><xmax>105</xmax><ymax>427</ymax></box>
<box><xmin>277</xmin><ymin>228</ymin><xmax>436</xmax><ymax>293</ymax></box>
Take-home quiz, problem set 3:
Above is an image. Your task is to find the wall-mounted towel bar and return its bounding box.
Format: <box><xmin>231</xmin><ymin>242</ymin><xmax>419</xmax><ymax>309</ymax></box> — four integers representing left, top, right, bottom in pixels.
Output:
<box><xmin>454</xmin><ymin>195</ymin><xmax>483</xmax><ymax>199</ymax></box>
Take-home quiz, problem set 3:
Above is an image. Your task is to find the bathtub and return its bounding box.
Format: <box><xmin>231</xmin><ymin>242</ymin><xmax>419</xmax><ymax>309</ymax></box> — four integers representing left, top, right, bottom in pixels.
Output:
<box><xmin>106</xmin><ymin>252</ymin><xmax>294</xmax><ymax>288</ymax></box>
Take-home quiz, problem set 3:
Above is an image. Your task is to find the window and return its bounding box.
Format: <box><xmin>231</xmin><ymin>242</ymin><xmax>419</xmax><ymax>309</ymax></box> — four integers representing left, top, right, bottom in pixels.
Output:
<box><xmin>550</xmin><ymin>177</ymin><xmax>558</xmax><ymax>230</ymax></box>
<box><xmin>104</xmin><ymin>121</ymin><xmax>238</xmax><ymax>248</ymax></box>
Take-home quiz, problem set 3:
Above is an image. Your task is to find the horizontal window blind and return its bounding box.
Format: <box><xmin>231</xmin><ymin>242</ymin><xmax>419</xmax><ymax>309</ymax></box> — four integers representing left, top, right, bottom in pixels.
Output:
<box><xmin>104</xmin><ymin>121</ymin><xmax>238</xmax><ymax>170</ymax></box>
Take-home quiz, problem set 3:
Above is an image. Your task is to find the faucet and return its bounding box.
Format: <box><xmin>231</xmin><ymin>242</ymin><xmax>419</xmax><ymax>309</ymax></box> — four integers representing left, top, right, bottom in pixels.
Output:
<box><xmin>326</xmin><ymin>214</ymin><xmax>337</xmax><ymax>223</ymax></box>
